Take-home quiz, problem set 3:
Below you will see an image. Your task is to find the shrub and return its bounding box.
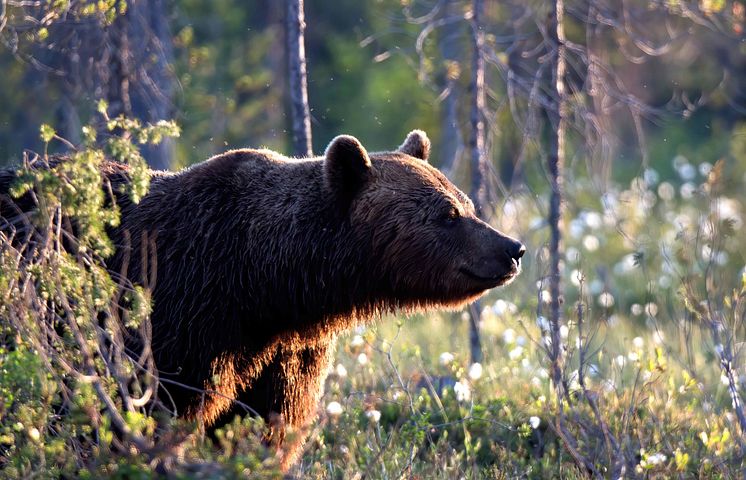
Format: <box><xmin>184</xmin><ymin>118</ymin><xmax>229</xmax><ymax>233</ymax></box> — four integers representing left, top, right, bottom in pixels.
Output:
<box><xmin>0</xmin><ymin>111</ymin><xmax>280</xmax><ymax>478</ymax></box>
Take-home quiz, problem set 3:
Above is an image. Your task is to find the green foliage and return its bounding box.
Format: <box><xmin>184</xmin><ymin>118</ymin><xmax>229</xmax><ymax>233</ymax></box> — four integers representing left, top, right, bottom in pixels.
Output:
<box><xmin>0</xmin><ymin>116</ymin><xmax>279</xmax><ymax>477</ymax></box>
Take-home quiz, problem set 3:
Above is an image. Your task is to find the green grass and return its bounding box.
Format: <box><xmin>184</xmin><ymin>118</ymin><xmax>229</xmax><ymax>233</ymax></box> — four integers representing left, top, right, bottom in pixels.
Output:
<box><xmin>2</xmin><ymin>120</ymin><xmax>746</xmax><ymax>478</ymax></box>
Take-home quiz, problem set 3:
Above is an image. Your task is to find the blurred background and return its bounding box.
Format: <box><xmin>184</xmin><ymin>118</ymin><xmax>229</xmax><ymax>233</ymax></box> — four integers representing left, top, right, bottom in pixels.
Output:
<box><xmin>2</xmin><ymin>0</ymin><xmax>746</xmax><ymax>476</ymax></box>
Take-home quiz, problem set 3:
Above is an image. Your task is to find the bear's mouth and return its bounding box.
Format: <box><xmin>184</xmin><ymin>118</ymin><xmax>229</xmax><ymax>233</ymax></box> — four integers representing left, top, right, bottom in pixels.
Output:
<box><xmin>459</xmin><ymin>265</ymin><xmax>519</xmax><ymax>288</ymax></box>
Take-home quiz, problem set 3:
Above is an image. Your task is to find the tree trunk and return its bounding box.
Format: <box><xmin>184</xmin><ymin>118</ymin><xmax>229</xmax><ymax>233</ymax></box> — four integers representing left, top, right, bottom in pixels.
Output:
<box><xmin>467</xmin><ymin>0</ymin><xmax>486</xmax><ymax>365</ymax></box>
<box><xmin>547</xmin><ymin>0</ymin><xmax>567</xmax><ymax>393</ymax></box>
<box><xmin>106</xmin><ymin>0</ymin><xmax>175</xmax><ymax>170</ymax></box>
<box><xmin>286</xmin><ymin>0</ymin><xmax>313</xmax><ymax>157</ymax></box>
<box><xmin>130</xmin><ymin>0</ymin><xmax>175</xmax><ymax>171</ymax></box>
<box><xmin>439</xmin><ymin>0</ymin><xmax>464</xmax><ymax>176</ymax></box>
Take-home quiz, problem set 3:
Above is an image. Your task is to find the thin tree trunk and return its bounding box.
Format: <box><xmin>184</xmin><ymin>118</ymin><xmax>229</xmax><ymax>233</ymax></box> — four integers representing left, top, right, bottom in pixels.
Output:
<box><xmin>547</xmin><ymin>0</ymin><xmax>567</xmax><ymax>395</ymax></box>
<box><xmin>467</xmin><ymin>0</ymin><xmax>486</xmax><ymax>365</ymax></box>
<box><xmin>106</xmin><ymin>16</ymin><xmax>132</xmax><ymax>121</ymax></box>
<box><xmin>106</xmin><ymin>0</ymin><xmax>174</xmax><ymax>170</ymax></box>
<box><xmin>287</xmin><ymin>0</ymin><xmax>313</xmax><ymax>157</ymax></box>
<box><xmin>439</xmin><ymin>0</ymin><xmax>463</xmax><ymax>177</ymax></box>
<box><xmin>130</xmin><ymin>0</ymin><xmax>175</xmax><ymax>170</ymax></box>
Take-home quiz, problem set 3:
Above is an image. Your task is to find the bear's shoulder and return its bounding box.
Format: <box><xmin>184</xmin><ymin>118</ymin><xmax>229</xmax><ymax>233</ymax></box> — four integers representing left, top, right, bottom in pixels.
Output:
<box><xmin>183</xmin><ymin>148</ymin><xmax>299</xmax><ymax>178</ymax></box>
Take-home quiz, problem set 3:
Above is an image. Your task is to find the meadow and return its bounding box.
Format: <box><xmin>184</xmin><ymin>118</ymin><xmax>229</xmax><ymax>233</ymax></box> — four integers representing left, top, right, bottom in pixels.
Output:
<box><xmin>4</xmin><ymin>121</ymin><xmax>743</xmax><ymax>478</ymax></box>
<box><xmin>2</xmin><ymin>1</ymin><xmax>746</xmax><ymax>478</ymax></box>
<box><xmin>302</xmin><ymin>142</ymin><xmax>746</xmax><ymax>478</ymax></box>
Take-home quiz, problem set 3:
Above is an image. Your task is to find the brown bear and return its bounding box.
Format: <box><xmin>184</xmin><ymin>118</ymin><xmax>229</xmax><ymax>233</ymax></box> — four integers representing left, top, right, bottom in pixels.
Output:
<box><xmin>1</xmin><ymin>130</ymin><xmax>524</xmax><ymax>469</ymax></box>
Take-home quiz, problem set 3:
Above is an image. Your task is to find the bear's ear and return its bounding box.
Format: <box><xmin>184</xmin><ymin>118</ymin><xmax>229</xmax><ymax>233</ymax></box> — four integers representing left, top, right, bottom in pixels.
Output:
<box><xmin>398</xmin><ymin>129</ymin><xmax>430</xmax><ymax>161</ymax></box>
<box><xmin>324</xmin><ymin>135</ymin><xmax>372</xmax><ymax>198</ymax></box>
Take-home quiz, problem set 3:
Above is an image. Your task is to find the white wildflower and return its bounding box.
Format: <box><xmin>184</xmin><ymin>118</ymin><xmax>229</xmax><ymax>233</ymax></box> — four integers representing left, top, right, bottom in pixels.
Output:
<box><xmin>582</xmin><ymin>235</ymin><xmax>600</xmax><ymax>251</ymax></box>
<box><xmin>357</xmin><ymin>353</ymin><xmax>369</xmax><ymax>365</ymax></box>
<box><xmin>454</xmin><ymin>381</ymin><xmax>471</xmax><ymax>402</ymax></box>
<box><xmin>508</xmin><ymin>346</ymin><xmax>524</xmax><ymax>360</ymax></box>
<box><xmin>326</xmin><ymin>401</ymin><xmax>343</xmax><ymax>417</ymax></box>
<box><xmin>570</xmin><ymin>219</ymin><xmax>585</xmax><ymax>238</ymax></box>
<box><xmin>540</xmin><ymin>290</ymin><xmax>552</xmax><ymax>303</ymax></box>
<box><xmin>643</xmin><ymin>452</ymin><xmax>667</xmax><ymax>467</ymax></box>
<box><xmin>335</xmin><ymin>364</ymin><xmax>348</xmax><ymax>378</ymax></box>
<box><xmin>657</xmin><ymin>182</ymin><xmax>675</xmax><ymax>201</ymax></box>
<box><xmin>365</xmin><ymin>409</ymin><xmax>381</xmax><ymax>423</ymax></box>
<box><xmin>468</xmin><ymin>362</ymin><xmax>483</xmax><ymax>380</ymax></box>
<box><xmin>633</xmin><ymin>337</ymin><xmax>644</xmax><ymax>349</ymax></box>
<box><xmin>439</xmin><ymin>351</ymin><xmax>455</xmax><ymax>366</ymax></box>
<box><xmin>350</xmin><ymin>335</ymin><xmax>365</xmax><ymax>348</ymax></box>
<box><xmin>598</xmin><ymin>291</ymin><xmax>615</xmax><ymax>307</ymax></box>
<box><xmin>678</xmin><ymin>162</ymin><xmax>696</xmax><ymax>180</ymax></box>
<box><xmin>502</xmin><ymin>328</ymin><xmax>516</xmax><ymax>344</ymax></box>
<box><xmin>680</xmin><ymin>182</ymin><xmax>696</xmax><ymax>199</ymax></box>
<box><xmin>529</xmin><ymin>416</ymin><xmax>541</xmax><ymax>429</ymax></box>
<box><xmin>492</xmin><ymin>299</ymin><xmax>508</xmax><ymax>315</ymax></box>
<box><xmin>570</xmin><ymin>269</ymin><xmax>583</xmax><ymax>286</ymax></box>
<box><xmin>584</xmin><ymin>211</ymin><xmax>603</xmax><ymax>229</ymax></box>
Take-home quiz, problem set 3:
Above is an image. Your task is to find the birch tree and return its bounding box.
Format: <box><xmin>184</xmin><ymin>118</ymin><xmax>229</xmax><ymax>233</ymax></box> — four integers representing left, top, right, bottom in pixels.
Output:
<box><xmin>287</xmin><ymin>0</ymin><xmax>313</xmax><ymax>157</ymax></box>
<box><xmin>466</xmin><ymin>0</ymin><xmax>486</xmax><ymax>364</ymax></box>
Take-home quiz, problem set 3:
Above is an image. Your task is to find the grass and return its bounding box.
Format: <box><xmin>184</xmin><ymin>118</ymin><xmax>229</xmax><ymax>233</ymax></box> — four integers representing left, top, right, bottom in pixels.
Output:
<box><xmin>2</xmin><ymin>120</ymin><xmax>746</xmax><ymax>478</ymax></box>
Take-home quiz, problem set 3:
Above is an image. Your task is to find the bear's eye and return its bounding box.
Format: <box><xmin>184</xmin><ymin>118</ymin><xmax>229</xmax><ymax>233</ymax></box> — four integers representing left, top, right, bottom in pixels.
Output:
<box><xmin>445</xmin><ymin>206</ymin><xmax>460</xmax><ymax>222</ymax></box>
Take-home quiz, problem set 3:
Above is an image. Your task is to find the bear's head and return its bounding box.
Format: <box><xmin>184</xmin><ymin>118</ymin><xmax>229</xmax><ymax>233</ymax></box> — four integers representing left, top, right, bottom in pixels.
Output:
<box><xmin>324</xmin><ymin>130</ymin><xmax>525</xmax><ymax>310</ymax></box>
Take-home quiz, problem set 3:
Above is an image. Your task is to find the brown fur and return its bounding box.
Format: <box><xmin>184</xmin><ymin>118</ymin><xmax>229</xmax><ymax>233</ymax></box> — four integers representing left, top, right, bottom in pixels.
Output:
<box><xmin>0</xmin><ymin>130</ymin><xmax>524</xmax><ymax>469</ymax></box>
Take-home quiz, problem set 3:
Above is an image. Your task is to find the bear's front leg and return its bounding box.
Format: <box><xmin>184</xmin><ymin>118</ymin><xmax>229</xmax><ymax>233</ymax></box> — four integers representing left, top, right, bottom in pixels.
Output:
<box><xmin>231</xmin><ymin>337</ymin><xmax>337</xmax><ymax>470</ymax></box>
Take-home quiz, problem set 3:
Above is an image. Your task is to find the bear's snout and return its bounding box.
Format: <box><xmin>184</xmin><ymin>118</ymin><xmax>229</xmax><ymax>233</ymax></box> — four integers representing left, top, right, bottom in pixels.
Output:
<box><xmin>492</xmin><ymin>234</ymin><xmax>524</xmax><ymax>278</ymax></box>
<box><xmin>456</xmin><ymin>219</ymin><xmax>524</xmax><ymax>289</ymax></box>
<box><xmin>503</xmin><ymin>238</ymin><xmax>526</xmax><ymax>266</ymax></box>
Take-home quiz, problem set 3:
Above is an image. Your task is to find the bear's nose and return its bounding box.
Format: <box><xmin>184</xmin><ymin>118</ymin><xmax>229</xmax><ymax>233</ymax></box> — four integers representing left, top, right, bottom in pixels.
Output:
<box><xmin>506</xmin><ymin>242</ymin><xmax>526</xmax><ymax>264</ymax></box>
